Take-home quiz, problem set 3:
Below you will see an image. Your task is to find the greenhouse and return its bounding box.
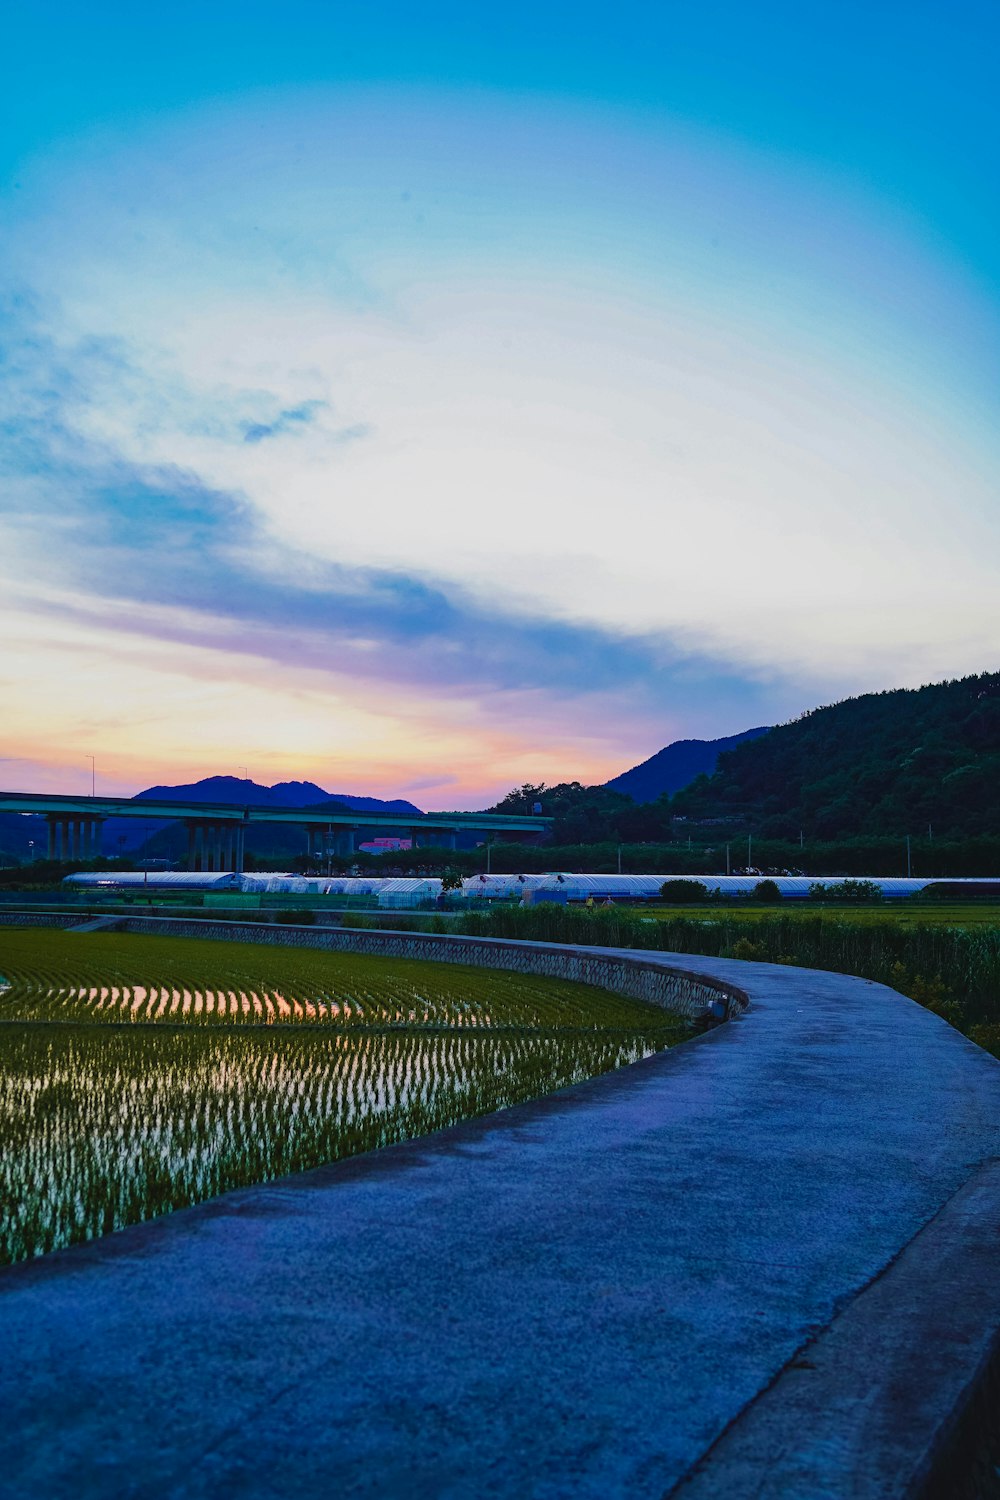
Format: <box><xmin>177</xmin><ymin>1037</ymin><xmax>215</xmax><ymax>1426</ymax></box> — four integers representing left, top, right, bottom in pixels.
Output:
<box><xmin>376</xmin><ymin>879</ymin><xmax>443</xmax><ymax>909</ymax></box>
<box><xmin>62</xmin><ymin>871</ymin><xmax>1000</xmax><ymax>903</ymax></box>
<box><xmin>63</xmin><ymin>871</ymin><xmax>240</xmax><ymax>892</ymax></box>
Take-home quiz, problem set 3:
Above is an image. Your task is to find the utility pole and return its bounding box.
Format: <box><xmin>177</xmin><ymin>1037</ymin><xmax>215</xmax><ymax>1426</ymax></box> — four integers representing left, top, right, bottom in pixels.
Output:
<box><xmin>87</xmin><ymin>755</ymin><xmax>95</xmax><ymax>797</ymax></box>
<box><xmin>747</xmin><ymin>834</ymin><xmax>752</xmax><ymax>870</ymax></box>
<box><xmin>906</xmin><ymin>835</ymin><xmax>912</xmax><ymax>878</ymax></box>
<box><xmin>800</xmin><ymin>829</ymin><xmax>804</xmax><ymax>849</ymax></box>
<box><xmin>726</xmin><ymin>843</ymin><xmax>731</xmax><ymax>875</ymax></box>
<box><xmin>617</xmin><ymin>843</ymin><xmax>622</xmax><ymax>875</ymax></box>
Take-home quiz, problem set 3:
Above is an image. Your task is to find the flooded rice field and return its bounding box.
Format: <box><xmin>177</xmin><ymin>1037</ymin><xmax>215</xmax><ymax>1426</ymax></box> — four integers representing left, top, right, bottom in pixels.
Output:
<box><xmin>1</xmin><ymin>927</ymin><xmax>683</xmax><ymax>1264</ymax></box>
<box><xmin>0</xmin><ymin>927</ymin><xmax>673</xmax><ymax>1031</ymax></box>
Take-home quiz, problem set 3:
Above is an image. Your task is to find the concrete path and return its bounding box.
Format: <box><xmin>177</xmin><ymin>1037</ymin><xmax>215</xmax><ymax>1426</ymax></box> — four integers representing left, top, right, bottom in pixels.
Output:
<box><xmin>2</xmin><ymin>952</ymin><xmax>1000</xmax><ymax>1498</ymax></box>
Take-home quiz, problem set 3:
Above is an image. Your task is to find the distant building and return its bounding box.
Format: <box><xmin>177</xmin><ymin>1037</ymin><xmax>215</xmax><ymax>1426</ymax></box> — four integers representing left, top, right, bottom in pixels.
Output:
<box><xmin>358</xmin><ymin>837</ymin><xmax>413</xmax><ymax>854</ymax></box>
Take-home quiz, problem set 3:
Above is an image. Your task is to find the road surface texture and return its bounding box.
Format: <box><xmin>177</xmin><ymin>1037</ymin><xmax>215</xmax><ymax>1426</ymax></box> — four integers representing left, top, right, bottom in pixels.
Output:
<box><xmin>2</xmin><ymin>947</ymin><xmax>1000</xmax><ymax>1498</ymax></box>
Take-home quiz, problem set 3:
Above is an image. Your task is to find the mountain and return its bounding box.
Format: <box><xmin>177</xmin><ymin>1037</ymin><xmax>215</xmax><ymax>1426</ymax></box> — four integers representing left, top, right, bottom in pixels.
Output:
<box><xmin>671</xmin><ymin>672</ymin><xmax>1000</xmax><ymax>839</ymax></box>
<box><xmin>135</xmin><ymin>776</ymin><xmax>422</xmax><ymax>815</ymax></box>
<box><xmin>0</xmin><ymin>777</ymin><xmax>427</xmax><ymax>864</ymax></box>
<box><xmin>606</xmin><ymin>728</ymin><xmax>771</xmax><ymax>803</ymax></box>
<box><xmin>109</xmin><ymin>778</ymin><xmax>423</xmax><ymax>854</ymax></box>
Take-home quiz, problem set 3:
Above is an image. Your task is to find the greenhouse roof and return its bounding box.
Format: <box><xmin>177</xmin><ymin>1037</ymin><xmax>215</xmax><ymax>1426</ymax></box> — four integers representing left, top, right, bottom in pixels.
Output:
<box><xmin>63</xmin><ymin>871</ymin><xmax>238</xmax><ymax>890</ymax></box>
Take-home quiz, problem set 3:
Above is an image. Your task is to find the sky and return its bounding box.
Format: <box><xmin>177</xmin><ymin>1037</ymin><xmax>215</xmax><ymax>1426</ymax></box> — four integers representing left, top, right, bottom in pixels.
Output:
<box><xmin>2</xmin><ymin>1</ymin><xmax>998</xmax><ymax>808</ymax></box>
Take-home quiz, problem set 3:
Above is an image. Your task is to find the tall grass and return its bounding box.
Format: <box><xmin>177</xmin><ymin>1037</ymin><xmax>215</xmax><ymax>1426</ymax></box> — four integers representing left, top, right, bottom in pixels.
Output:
<box><xmin>456</xmin><ymin>904</ymin><xmax>1000</xmax><ymax>1047</ymax></box>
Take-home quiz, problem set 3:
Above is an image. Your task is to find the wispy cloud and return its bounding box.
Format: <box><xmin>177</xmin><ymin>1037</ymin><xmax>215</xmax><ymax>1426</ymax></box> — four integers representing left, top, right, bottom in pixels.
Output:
<box><xmin>0</xmin><ymin>293</ymin><xmax>794</xmax><ymax>782</ymax></box>
<box><xmin>242</xmin><ymin>399</ymin><xmax>327</xmax><ymax>444</ymax></box>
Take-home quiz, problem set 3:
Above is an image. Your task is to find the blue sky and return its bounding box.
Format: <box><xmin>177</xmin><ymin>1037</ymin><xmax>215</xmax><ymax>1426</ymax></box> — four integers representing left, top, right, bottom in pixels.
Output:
<box><xmin>1</xmin><ymin>1</ymin><xmax>997</xmax><ymax>803</ymax></box>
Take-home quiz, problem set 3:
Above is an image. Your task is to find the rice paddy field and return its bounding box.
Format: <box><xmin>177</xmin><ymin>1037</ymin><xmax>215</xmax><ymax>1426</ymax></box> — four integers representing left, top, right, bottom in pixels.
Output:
<box><xmin>0</xmin><ymin>927</ymin><xmax>683</xmax><ymax>1266</ymax></box>
<box><xmin>0</xmin><ymin>926</ymin><xmax>680</xmax><ymax>1031</ymax></box>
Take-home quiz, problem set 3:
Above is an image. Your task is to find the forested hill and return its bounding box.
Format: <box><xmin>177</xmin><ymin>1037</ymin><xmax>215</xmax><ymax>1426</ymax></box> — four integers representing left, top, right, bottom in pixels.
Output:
<box><xmin>605</xmin><ymin>727</ymin><xmax>771</xmax><ymax>802</ymax></box>
<box><xmin>671</xmin><ymin>672</ymin><xmax>1000</xmax><ymax>839</ymax></box>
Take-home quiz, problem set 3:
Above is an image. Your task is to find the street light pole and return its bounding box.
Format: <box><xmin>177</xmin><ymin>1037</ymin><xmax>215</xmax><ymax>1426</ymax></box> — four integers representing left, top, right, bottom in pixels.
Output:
<box><xmin>87</xmin><ymin>755</ymin><xmax>95</xmax><ymax>797</ymax></box>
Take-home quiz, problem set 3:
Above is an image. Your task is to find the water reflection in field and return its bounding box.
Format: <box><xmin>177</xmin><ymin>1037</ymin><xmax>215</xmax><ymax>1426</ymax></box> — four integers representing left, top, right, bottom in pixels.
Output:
<box><xmin>1</xmin><ymin>1024</ymin><xmax>666</xmax><ymax>1265</ymax></box>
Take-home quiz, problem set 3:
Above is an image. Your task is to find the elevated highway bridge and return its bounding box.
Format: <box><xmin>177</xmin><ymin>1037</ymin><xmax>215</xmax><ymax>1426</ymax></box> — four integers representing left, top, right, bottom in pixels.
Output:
<box><xmin>0</xmin><ymin>792</ymin><xmax>551</xmax><ymax>873</ymax></box>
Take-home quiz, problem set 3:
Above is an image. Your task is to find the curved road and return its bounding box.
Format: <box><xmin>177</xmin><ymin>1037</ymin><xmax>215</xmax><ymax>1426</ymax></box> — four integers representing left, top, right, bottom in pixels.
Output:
<box><xmin>2</xmin><ymin>951</ymin><xmax>1000</xmax><ymax>1497</ymax></box>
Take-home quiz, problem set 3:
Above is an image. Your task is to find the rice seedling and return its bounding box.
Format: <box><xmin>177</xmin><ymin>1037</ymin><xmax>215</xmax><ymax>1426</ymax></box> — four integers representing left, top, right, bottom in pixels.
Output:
<box><xmin>0</xmin><ymin>927</ymin><xmax>683</xmax><ymax>1034</ymax></box>
<box><xmin>0</xmin><ymin>927</ymin><xmax>685</xmax><ymax>1265</ymax></box>
<box><xmin>0</xmin><ymin>1024</ymin><xmax>668</xmax><ymax>1266</ymax></box>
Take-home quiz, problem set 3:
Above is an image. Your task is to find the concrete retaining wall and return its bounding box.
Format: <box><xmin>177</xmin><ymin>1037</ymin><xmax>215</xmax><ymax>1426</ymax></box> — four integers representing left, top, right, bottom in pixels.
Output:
<box><xmin>0</xmin><ymin>909</ymin><xmax>743</xmax><ymax>1020</ymax></box>
<box><xmin>104</xmin><ymin>914</ymin><xmax>746</xmax><ymax>1021</ymax></box>
<box><xmin>0</xmin><ymin>910</ymin><xmax>81</xmax><ymax>930</ymax></box>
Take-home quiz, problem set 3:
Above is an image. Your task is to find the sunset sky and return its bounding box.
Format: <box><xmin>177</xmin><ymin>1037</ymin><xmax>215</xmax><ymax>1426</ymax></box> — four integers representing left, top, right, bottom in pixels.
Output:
<box><xmin>2</xmin><ymin>2</ymin><xmax>997</xmax><ymax>807</ymax></box>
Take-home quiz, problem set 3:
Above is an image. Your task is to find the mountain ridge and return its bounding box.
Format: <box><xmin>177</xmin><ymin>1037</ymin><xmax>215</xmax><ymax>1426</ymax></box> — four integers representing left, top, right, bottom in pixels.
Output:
<box><xmin>605</xmin><ymin>727</ymin><xmax>771</xmax><ymax>803</ymax></box>
<box><xmin>135</xmin><ymin>776</ymin><xmax>423</xmax><ymax>816</ymax></box>
<box><xmin>671</xmin><ymin>672</ymin><xmax>1000</xmax><ymax>839</ymax></box>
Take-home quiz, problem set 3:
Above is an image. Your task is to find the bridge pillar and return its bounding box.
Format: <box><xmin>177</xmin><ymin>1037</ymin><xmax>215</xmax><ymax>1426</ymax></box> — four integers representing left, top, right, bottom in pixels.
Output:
<box><xmin>46</xmin><ymin>816</ymin><xmax>57</xmax><ymax>860</ymax></box>
<box><xmin>191</xmin><ymin>822</ymin><xmax>204</xmax><ymax>873</ymax></box>
<box><xmin>234</xmin><ymin>824</ymin><xmax>245</xmax><ymax>876</ymax></box>
<box><xmin>336</xmin><ymin>828</ymin><xmax>356</xmax><ymax>857</ymax></box>
<box><xmin>427</xmin><ymin>830</ymin><xmax>457</xmax><ymax>850</ymax></box>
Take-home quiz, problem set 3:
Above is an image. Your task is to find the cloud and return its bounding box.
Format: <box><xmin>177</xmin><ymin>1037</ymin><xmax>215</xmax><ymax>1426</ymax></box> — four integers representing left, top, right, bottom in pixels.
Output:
<box><xmin>400</xmin><ymin>774</ymin><xmax>462</xmax><ymax>793</ymax></box>
<box><xmin>241</xmin><ymin>399</ymin><xmax>327</xmax><ymax>444</ymax></box>
<box><xmin>0</xmin><ymin>292</ymin><xmax>792</xmax><ymax>763</ymax></box>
